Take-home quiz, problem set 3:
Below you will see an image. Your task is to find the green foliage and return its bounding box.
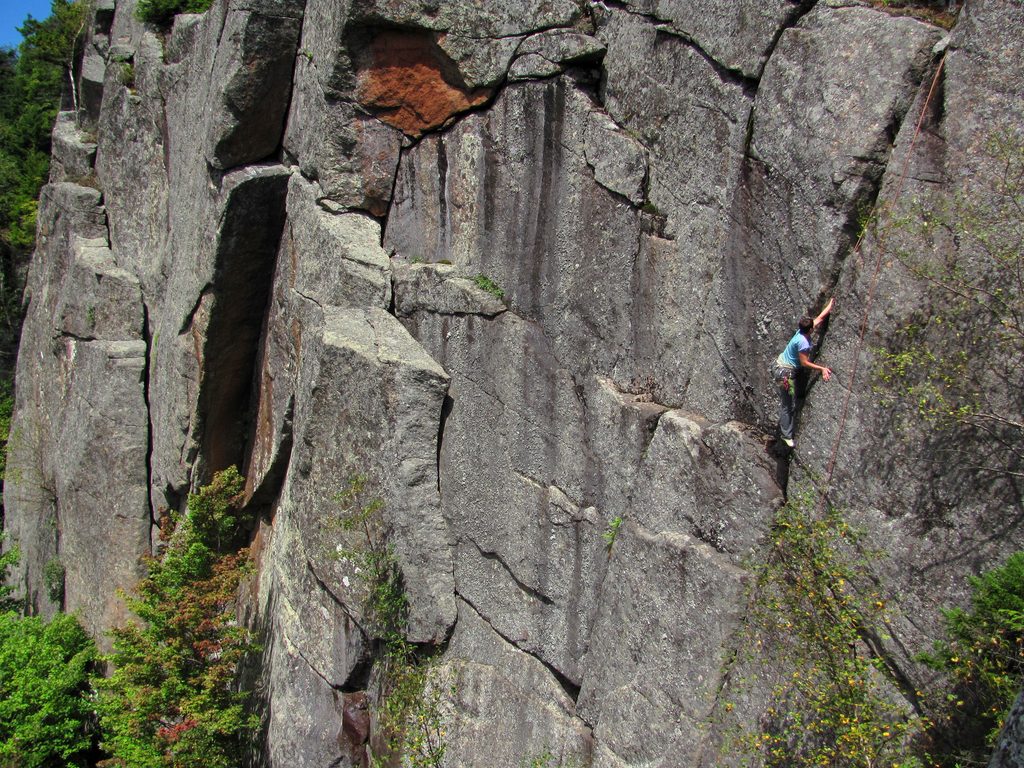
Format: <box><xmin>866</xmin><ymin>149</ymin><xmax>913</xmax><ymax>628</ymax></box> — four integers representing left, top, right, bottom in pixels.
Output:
<box><xmin>43</xmin><ymin>556</ymin><xmax>65</xmax><ymax>604</ymax></box>
<box><xmin>0</xmin><ymin>1</ymin><xmax>89</xmax><ymax>373</ymax></box>
<box><xmin>918</xmin><ymin>552</ymin><xmax>1024</xmax><ymax>766</ymax></box>
<box><xmin>866</xmin><ymin>0</ymin><xmax>959</xmax><ymax>28</ymax></box>
<box><xmin>0</xmin><ymin>377</ymin><xmax>13</xmax><ymax>512</ymax></box>
<box><xmin>0</xmin><ymin>535</ymin><xmax>20</xmax><ymax>612</ymax></box>
<box><xmin>734</xmin><ymin>491</ymin><xmax>923</xmax><ymax>767</ymax></box>
<box><xmin>522</xmin><ymin>749</ymin><xmax>581</xmax><ymax>767</ymax></box>
<box><xmin>117</xmin><ymin>63</ymin><xmax>134</xmax><ymax>89</ymax></box>
<box><xmin>602</xmin><ymin>516</ymin><xmax>622</xmax><ymax>552</ymax></box>
<box><xmin>333</xmin><ymin>475</ymin><xmax>446</xmax><ymax>768</ymax></box>
<box><xmin>94</xmin><ymin>467</ymin><xmax>258</xmax><ymax>768</ymax></box>
<box><xmin>135</xmin><ymin>0</ymin><xmax>214</xmax><ymax>28</ymax></box>
<box><xmin>472</xmin><ymin>273</ymin><xmax>505</xmax><ymax>300</ymax></box>
<box><xmin>0</xmin><ymin>610</ymin><xmax>97</xmax><ymax>767</ymax></box>
<box><xmin>875</xmin><ymin>130</ymin><xmax>1024</xmax><ymax>477</ymax></box>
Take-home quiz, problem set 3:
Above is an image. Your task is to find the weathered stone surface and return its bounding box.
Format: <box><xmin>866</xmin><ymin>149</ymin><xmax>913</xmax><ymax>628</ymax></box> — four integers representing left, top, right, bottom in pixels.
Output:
<box><xmin>446</xmin><ymin>27</ymin><xmax>605</xmax><ymax>86</ymax></box>
<box><xmin>392</xmin><ymin>262</ymin><xmax>506</xmax><ymax>317</ymax></box>
<box><xmin>245</xmin><ymin>173</ymin><xmax>392</xmax><ymax>504</ymax></box>
<box><xmin>725</xmin><ymin>4</ymin><xmax>942</xmax><ymax>433</ymax></box>
<box><xmin>597</xmin><ymin>6</ymin><xmax>751</xmax><ymax>237</ymax></box>
<box><xmin>56</xmin><ymin>238</ymin><xmax>143</xmax><ymax>341</ymax></box>
<box><xmin>204</xmin><ymin>5</ymin><xmax>303</xmax><ymax>169</ymax></box>
<box><xmin>77</xmin><ymin>0</ymin><xmax>114</xmax><ymax>128</ymax></box>
<box><xmin>4</xmin><ymin>183</ymin><xmax>149</xmax><ymax>641</ymax></box>
<box><xmin>286</xmin><ymin>175</ymin><xmax>393</xmax><ymax>309</ymax></box>
<box><xmin>584</xmin><ymin>111</ymin><xmax>648</xmax><ymax>204</ymax></box>
<box><xmin>148</xmin><ymin>164</ymin><xmax>290</xmax><ymax>505</ymax></box>
<box><xmin>95</xmin><ymin>31</ymin><xmax>169</xmax><ymax>297</ymax></box>
<box><xmin>577</xmin><ymin>523</ymin><xmax>750</xmax><ymax>767</ymax></box>
<box><xmin>518</xmin><ymin>28</ymin><xmax>606</xmax><ymax>69</ymax></box>
<box><xmin>617</xmin><ymin>0</ymin><xmax>805</xmax><ymax>77</ymax></box>
<box><xmin>49</xmin><ymin>113</ymin><xmax>97</xmax><ymax>183</ymax></box>
<box><xmin>789</xmin><ymin>0</ymin><xmax>1024</xmax><ymax>685</ymax></box>
<box><xmin>990</xmin><ymin>689</ymin><xmax>1024</xmax><ymax>768</ymax></box>
<box><xmin>386</xmin><ymin>77</ymin><xmax>647</xmax><ymax>390</ymax></box>
<box><xmin>296</xmin><ymin>306</ymin><xmax>454</xmax><ymax>642</ymax></box>
<box><xmin>9</xmin><ymin>0</ymin><xmax>1024</xmax><ymax>765</ymax></box>
<box><xmin>253</xmin><ymin>305</ymin><xmax>454</xmax><ymax>766</ymax></box>
<box><xmin>50</xmin><ymin>339</ymin><xmax>149</xmax><ymax>640</ymax></box>
<box><xmin>629</xmin><ymin>412</ymin><xmax>781</xmax><ymax>556</ymax></box>
<box><xmin>748</xmin><ymin>4</ymin><xmax>940</xmax><ymax>243</ymax></box>
<box><xmin>352</xmin><ymin>0</ymin><xmax>582</xmax><ymax>39</ymax></box>
<box><xmin>354</xmin><ymin>30</ymin><xmax>493</xmax><ymax>137</ymax></box>
<box><xmin>284</xmin><ymin>66</ymin><xmax>404</xmax><ymax>214</ymax></box>
<box><xmin>435</xmin><ymin>600</ymin><xmax>594</xmax><ymax>768</ymax></box>
<box><xmin>257</xmin><ymin>611</ymin><xmax>353</xmax><ymax>768</ymax></box>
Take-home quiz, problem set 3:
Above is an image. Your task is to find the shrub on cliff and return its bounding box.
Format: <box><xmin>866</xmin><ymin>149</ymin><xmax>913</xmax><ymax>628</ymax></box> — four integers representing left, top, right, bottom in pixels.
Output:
<box><xmin>135</xmin><ymin>0</ymin><xmax>214</xmax><ymax>28</ymax></box>
<box><xmin>733</xmin><ymin>491</ymin><xmax>924</xmax><ymax>767</ymax></box>
<box><xmin>876</xmin><ymin>129</ymin><xmax>1024</xmax><ymax>484</ymax></box>
<box><xmin>0</xmin><ymin>611</ymin><xmax>97</xmax><ymax>767</ymax></box>
<box><xmin>94</xmin><ymin>467</ymin><xmax>258</xmax><ymax>768</ymax></box>
<box><xmin>919</xmin><ymin>551</ymin><xmax>1024</xmax><ymax>765</ymax></box>
<box><xmin>0</xmin><ymin>544</ymin><xmax>97</xmax><ymax>767</ymax></box>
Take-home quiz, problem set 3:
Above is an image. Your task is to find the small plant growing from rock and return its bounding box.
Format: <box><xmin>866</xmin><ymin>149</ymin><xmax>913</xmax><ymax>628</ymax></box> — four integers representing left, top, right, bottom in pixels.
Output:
<box><xmin>917</xmin><ymin>551</ymin><xmax>1024</xmax><ymax>766</ymax></box>
<box><xmin>118</xmin><ymin>63</ymin><xmax>135</xmax><ymax>90</ymax></box>
<box><xmin>472</xmin><ymin>273</ymin><xmax>505</xmax><ymax>300</ymax></box>
<box><xmin>602</xmin><ymin>516</ymin><xmax>623</xmax><ymax>552</ymax></box>
<box><xmin>522</xmin><ymin>748</ymin><xmax>581</xmax><ymax>767</ymax></box>
<box><xmin>332</xmin><ymin>475</ymin><xmax>447</xmax><ymax>768</ymax></box>
<box><xmin>43</xmin><ymin>557</ymin><xmax>65</xmax><ymax>604</ymax></box>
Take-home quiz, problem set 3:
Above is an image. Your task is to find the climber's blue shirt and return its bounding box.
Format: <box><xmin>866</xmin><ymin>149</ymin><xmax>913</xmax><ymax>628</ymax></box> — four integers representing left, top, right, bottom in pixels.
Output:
<box><xmin>778</xmin><ymin>330</ymin><xmax>811</xmax><ymax>368</ymax></box>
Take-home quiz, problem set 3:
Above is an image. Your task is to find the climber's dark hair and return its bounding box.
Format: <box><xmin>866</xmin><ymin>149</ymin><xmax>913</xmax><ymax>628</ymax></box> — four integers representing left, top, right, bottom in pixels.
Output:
<box><xmin>798</xmin><ymin>315</ymin><xmax>814</xmax><ymax>335</ymax></box>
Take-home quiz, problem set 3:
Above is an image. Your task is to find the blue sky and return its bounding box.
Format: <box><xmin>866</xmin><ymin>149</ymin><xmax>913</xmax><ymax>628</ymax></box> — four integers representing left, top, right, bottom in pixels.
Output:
<box><xmin>0</xmin><ymin>0</ymin><xmax>55</xmax><ymax>50</ymax></box>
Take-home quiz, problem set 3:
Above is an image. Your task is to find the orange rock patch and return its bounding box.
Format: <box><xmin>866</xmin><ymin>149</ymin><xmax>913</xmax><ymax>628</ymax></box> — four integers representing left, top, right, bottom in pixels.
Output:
<box><xmin>356</xmin><ymin>31</ymin><xmax>492</xmax><ymax>137</ymax></box>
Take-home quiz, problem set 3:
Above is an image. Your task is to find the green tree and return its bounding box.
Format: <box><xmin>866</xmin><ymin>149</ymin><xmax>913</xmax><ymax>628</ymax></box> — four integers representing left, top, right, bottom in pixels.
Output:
<box><xmin>0</xmin><ymin>610</ymin><xmax>97</xmax><ymax>767</ymax></box>
<box><xmin>0</xmin><ymin>535</ymin><xmax>98</xmax><ymax>767</ymax></box>
<box><xmin>94</xmin><ymin>467</ymin><xmax>258</xmax><ymax>768</ymax></box>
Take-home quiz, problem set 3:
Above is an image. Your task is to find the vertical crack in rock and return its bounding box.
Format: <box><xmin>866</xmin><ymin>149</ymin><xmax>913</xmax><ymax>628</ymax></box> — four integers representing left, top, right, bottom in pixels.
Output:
<box><xmin>141</xmin><ymin>301</ymin><xmax>157</xmax><ymax>528</ymax></box>
<box><xmin>834</xmin><ymin>54</ymin><xmax>947</xmax><ymax>277</ymax></box>
<box><xmin>738</xmin><ymin>1</ymin><xmax>818</xmax><ymax>158</ymax></box>
<box><xmin>195</xmin><ymin>169</ymin><xmax>289</xmax><ymax>477</ymax></box>
<box><xmin>436</xmin><ymin>394</ymin><xmax>453</xmax><ymax>494</ymax></box>
<box><xmin>205</xmin><ymin>6</ymin><xmax>304</xmax><ymax>171</ymax></box>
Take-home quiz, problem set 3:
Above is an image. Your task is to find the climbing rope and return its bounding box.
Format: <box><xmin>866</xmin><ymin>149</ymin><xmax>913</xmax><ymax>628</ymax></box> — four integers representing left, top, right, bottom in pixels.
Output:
<box><xmin>815</xmin><ymin>53</ymin><xmax>948</xmax><ymax>514</ymax></box>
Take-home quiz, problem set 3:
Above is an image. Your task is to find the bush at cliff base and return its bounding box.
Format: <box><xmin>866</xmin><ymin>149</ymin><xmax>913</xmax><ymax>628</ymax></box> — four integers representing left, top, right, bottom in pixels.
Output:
<box><xmin>919</xmin><ymin>551</ymin><xmax>1024</xmax><ymax>766</ymax></box>
<box><xmin>92</xmin><ymin>467</ymin><xmax>258</xmax><ymax>768</ymax></box>
<box><xmin>0</xmin><ymin>609</ymin><xmax>97</xmax><ymax>767</ymax></box>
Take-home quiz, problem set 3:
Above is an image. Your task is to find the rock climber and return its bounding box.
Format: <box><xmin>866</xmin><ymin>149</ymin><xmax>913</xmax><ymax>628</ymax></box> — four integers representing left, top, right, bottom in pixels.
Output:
<box><xmin>774</xmin><ymin>298</ymin><xmax>834</xmax><ymax>448</ymax></box>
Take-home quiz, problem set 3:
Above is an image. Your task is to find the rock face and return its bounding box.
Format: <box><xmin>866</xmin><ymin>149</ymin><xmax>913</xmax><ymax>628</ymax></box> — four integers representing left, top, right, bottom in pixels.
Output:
<box><xmin>4</xmin><ymin>0</ymin><xmax>1024</xmax><ymax>765</ymax></box>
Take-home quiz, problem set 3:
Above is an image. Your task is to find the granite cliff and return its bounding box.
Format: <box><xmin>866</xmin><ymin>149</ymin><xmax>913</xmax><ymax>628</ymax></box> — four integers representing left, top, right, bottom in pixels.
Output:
<box><xmin>3</xmin><ymin>0</ymin><xmax>1024</xmax><ymax>765</ymax></box>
